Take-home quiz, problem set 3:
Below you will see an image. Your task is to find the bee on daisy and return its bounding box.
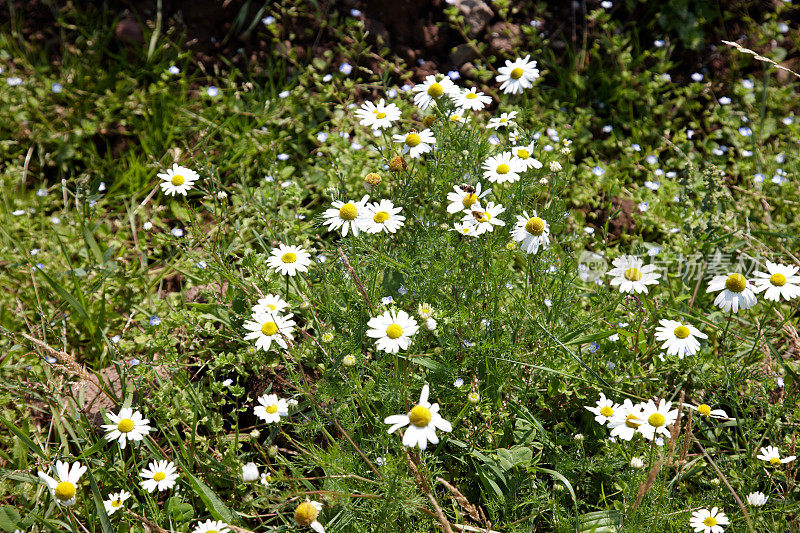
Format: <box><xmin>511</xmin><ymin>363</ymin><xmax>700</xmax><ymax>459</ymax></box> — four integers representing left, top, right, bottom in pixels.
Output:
<box><xmin>384</xmin><ymin>384</ymin><xmax>452</xmax><ymax>450</ymax></box>
<box><xmin>446</xmin><ymin>183</ymin><xmax>492</xmax><ymax>214</ymax></box>
<box><xmin>393</xmin><ymin>129</ymin><xmax>436</xmax><ymax>159</ymax></box>
<box><xmin>461</xmin><ymin>202</ymin><xmax>506</xmax><ymax>236</ymax></box>
<box><xmin>267</xmin><ymin>244</ymin><xmax>312</xmax><ymax>276</ymax></box>
<box><xmin>243</xmin><ymin>310</ymin><xmax>296</xmax><ymax>351</ymax></box>
<box><xmin>366</xmin><ymin>309</ymin><xmax>419</xmax><ymax>353</ymax></box>
<box><xmin>751</xmin><ymin>261</ymin><xmax>800</xmax><ymax>301</ymax></box>
<box><xmin>354</xmin><ymin>98</ymin><xmax>401</xmax><ymax>129</ymax></box>
<box><xmin>321</xmin><ymin>196</ymin><xmax>370</xmax><ymax>237</ymax></box>
<box><xmin>140</xmin><ymin>460</ymin><xmax>179</xmax><ymax>492</ymax></box>
<box><xmin>101</xmin><ymin>407</ymin><xmax>152</xmax><ymax>449</ymax></box>
<box><xmin>38</xmin><ymin>460</ymin><xmax>87</xmax><ymax>506</ymax></box>
<box><xmin>103</xmin><ymin>490</ymin><xmax>131</xmax><ymax>515</ymax></box>
<box><xmin>607</xmin><ymin>255</ymin><xmax>661</xmax><ymax>294</ymax></box>
<box><xmin>496</xmin><ymin>55</ymin><xmax>540</xmax><ymax>94</ymax></box>
<box><xmin>451</xmin><ymin>87</ymin><xmax>492</xmax><ymax>111</ymax></box>
<box><xmin>482</xmin><ymin>152</ymin><xmax>524</xmax><ymax>184</ymax></box>
<box><xmin>364</xmin><ymin>199</ymin><xmax>405</xmax><ymax>234</ymax></box>
<box><xmin>511</xmin><ymin>211</ymin><xmax>550</xmax><ymax>254</ymax></box>
<box><xmin>654</xmin><ymin>319</ymin><xmax>707</xmax><ymax>358</ymax></box>
<box><xmin>412</xmin><ymin>75</ymin><xmax>457</xmax><ymax>109</ymax></box>
<box><xmin>706</xmin><ymin>272</ymin><xmax>757</xmax><ymax>312</ymax></box>
<box><xmin>158</xmin><ymin>163</ymin><xmax>200</xmax><ymax>196</ymax></box>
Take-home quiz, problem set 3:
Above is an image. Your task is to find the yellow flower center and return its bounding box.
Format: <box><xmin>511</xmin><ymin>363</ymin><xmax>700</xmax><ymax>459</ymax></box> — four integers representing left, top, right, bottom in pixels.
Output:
<box><xmin>282</xmin><ymin>252</ymin><xmax>297</xmax><ymax>263</ymax></box>
<box><xmin>496</xmin><ymin>163</ymin><xmax>510</xmax><ymax>174</ymax></box>
<box><xmin>450</xmin><ymin>114</ymin><xmax>461</xmax><ymax>122</ymax></box>
<box><xmin>376</xmin><ymin>112</ymin><xmax>386</xmax><ymax>119</ymax></box>
<box><xmin>703</xmin><ymin>517</ymin><xmax>717</xmax><ymax>527</ymax></box>
<box><xmin>510</xmin><ymin>67</ymin><xmax>524</xmax><ymax>79</ymax></box>
<box><xmin>386</xmin><ymin>324</ymin><xmax>403</xmax><ymax>339</ymax></box>
<box><xmin>409</xmin><ymin>405</ymin><xmax>432</xmax><ymax>427</ymax></box>
<box><xmin>500</xmin><ymin>117</ymin><xmax>507</xmax><ymax>123</ymax></box>
<box><xmin>648</xmin><ymin>413</ymin><xmax>666</xmax><ymax>427</ymax></box>
<box><xmin>365</xmin><ymin>172</ymin><xmax>381</xmax><ymax>185</ymax></box>
<box><xmin>261</xmin><ymin>322</ymin><xmax>278</xmax><ymax>336</ymax></box>
<box><xmin>725</xmin><ymin>273</ymin><xmax>747</xmax><ymax>293</ymax></box>
<box><xmin>171</xmin><ymin>174</ymin><xmax>185</xmax><ymax>186</ymax></box>
<box><xmin>373</xmin><ymin>211</ymin><xmax>390</xmax><ymax>223</ymax></box>
<box><xmin>339</xmin><ymin>203</ymin><xmax>359</xmax><ymax>220</ymax></box>
<box><xmin>465</xmin><ymin>92</ymin><xmax>477</xmax><ymax>100</ymax></box>
<box><xmin>624</xmin><ymin>267</ymin><xmax>642</xmax><ymax>281</ymax></box>
<box><xmin>117</xmin><ymin>418</ymin><xmax>135</xmax><ymax>433</ymax></box>
<box><xmin>208</xmin><ymin>530</ymin><xmax>218</xmax><ymax>533</ymax></box>
<box><xmin>266</xmin><ymin>404</ymin><xmax>278</xmax><ymax>414</ymax></box>
<box><xmin>697</xmin><ymin>404</ymin><xmax>711</xmax><ymax>416</ymax></box>
<box><xmin>517</xmin><ymin>149</ymin><xmax>529</xmax><ymax>159</ymax></box>
<box><xmin>462</xmin><ymin>193</ymin><xmax>478</xmax><ymax>208</ymax></box>
<box><xmin>54</xmin><ymin>481</ymin><xmax>76</xmax><ymax>501</ymax></box>
<box><xmin>600</xmin><ymin>406</ymin><xmax>614</xmax><ymax>417</ymax></box>
<box><xmin>405</xmin><ymin>133</ymin><xmax>422</xmax><ymax>147</ymax></box>
<box><xmin>525</xmin><ymin>217</ymin><xmax>545</xmax><ymax>236</ymax></box>
<box><xmin>770</xmin><ymin>457</ymin><xmax>781</xmax><ymax>466</ymax></box>
<box><xmin>674</xmin><ymin>325</ymin><xmax>690</xmax><ymax>339</ymax></box>
<box><xmin>294</xmin><ymin>501</ymin><xmax>319</xmax><ymax>526</ymax></box>
<box><xmin>625</xmin><ymin>414</ymin><xmax>641</xmax><ymax>428</ymax></box>
<box><xmin>112</xmin><ymin>499</ymin><xmax>122</xmax><ymax>507</ymax></box>
<box><xmin>153</xmin><ymin>472</ymin><xmax>166</xmax><ymax>482</ymax></box>
<box><xmin>770</xmin><ymin>273</ymin><xmax>787</xmax><ymax>286</ymax></box>
<box><xmin>267</xmin><ymin>304</ymin><xmax>276</xmax><ymax>310</ymax></box>
<box><xmin>427</xmin><ymin>83</ymin><xmax>444</xmax><ymax>98</ymax></box>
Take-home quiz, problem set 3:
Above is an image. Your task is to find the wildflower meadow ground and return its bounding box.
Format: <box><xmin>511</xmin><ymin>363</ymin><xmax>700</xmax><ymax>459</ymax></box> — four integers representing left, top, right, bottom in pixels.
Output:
<box><xmin>1</xmin><ymin>2</ymin><xmax>799</xmax><ymax>532</ymax></box>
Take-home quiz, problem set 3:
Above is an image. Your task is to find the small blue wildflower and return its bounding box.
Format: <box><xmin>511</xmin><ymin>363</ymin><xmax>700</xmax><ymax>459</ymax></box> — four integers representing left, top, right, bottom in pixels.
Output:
<box><xmin>149</xmin><ymin>315</ymin><xmax>161</xmax><ymax>326</ymax></box>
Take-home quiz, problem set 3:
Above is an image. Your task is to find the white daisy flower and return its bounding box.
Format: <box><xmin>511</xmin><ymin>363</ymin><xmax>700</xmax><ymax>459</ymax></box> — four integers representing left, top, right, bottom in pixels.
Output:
<box><xmin>654</xmin><ymin>319</ymin><xmax>707</xmax><ymax>358</ymax></box>
<box><xmin>294</xmin><ymin>499</ymin><xmax>325</xmax><ymax>533</ymax></box>
<box><xmin>756</xmin><ymin>445</ymin><xmax>796</xmax><ymax>466</ymax></box>
<box><xmin>253</xmin><ymin>294</ymin><xmax>290</xmax><ymax>315</ymax></box>
<box><xmin>392</xmin><ymin>129</ymin><xmax>435</xmax><ymax>159</ymax></box>
<box><xmin>38</xmin><ymin>460</ymin><xmax>87</xmax><ymax>506</ymax></box>
<box><xmin>461</xmin><ymin>202</ymin><xmax>506</xmax><ymax>236</ymax></box>
<box><xmin>511</xmin><ymin>142</ymin><xmax>543</xmax><ymax>170</ymax></box>
<box><xmin>266</xmin><ymin>244</ymin><xmax>311</xmax><ymax>276</ymax></box>
<box><xmin>244</xmin><ymin>311</ymin><xmax>296</xmax><ymax>351</ymax></box>
<box><xmin>101</xmin><ymin>408</ymin><xmax>152</xmax><ymax>449</ymax></box>
<box><xmin>418</xmin><ymin>303</ymin><xmax>434</xmax><ymax>320</ymax></box>
<box><xmin>511</xmin><ymin>211</ymin><xmax>550</xmax><ymax>255</ymax></box>
<box><xmin>607</xmin><ymin>255</ymin><xmax>661</xmax><ymax>294</ymax></box>
<box><xmin>688</xmin><ymin>403</ymin><xmax>729</xmax><ymax>419</ymax></box>
<box><xmin>384</xmin><ymin>385</ymin><xmax>452</xmax><ymax>450</ymax></box>
<box><xmin>412</xmin><ymin>75</ymin><xmax>457</xmax><ymax>110</ymax></box>
<box><xmin>746</xmin><ymin>491</ymin><xmax>768</xmax><ymax>507</ymax></box>
<box><xmin>689</xmin><ymin>507</ymin><xmax>729</xmax><ymax>533</ymax></box>
<box><xmin>354</xmin><ymin>99</ymin><xmax>401</xmax><ymax>129</ymax></box>
<box><xmin>192</xmin><ymin>519</ymin><xmax>231</xmax><ymax>533</ymax></box>
<box><xmin>446</xmin><ymin>183</ymin><xmax>491</xmax><ymax>214</ymax></box>
<box><xmin>637</xmin><ymin>399</ymin><xmax>678</xmax><ymax>442</ymax></box>
<box><xmin>496</xmin><ymin>55</ymin><xmax>540</xmax><ymax>94</ymax></box>
<box><xmin>139</xmin><ymin>460</ymin><xmax>179</xmax><ymax>492</ymax></box>
<box><xmin>366</xmin><ymin>309</ymin><xmax>419</xmax><ymax>353</ymax></box>
<box><xmin>482</xmin><ymin>152</ymin><xmax>524</xmax><ymax>184</ymax></box>
<box><xmin>584</xmin><ymin>393</ymin><xmax>619</xmax><ymax>425</ymax></box>
<box><xmin>450</xmin><ymin>222</ymin><xmax>480</xmax><ymax>237</ymax></box>
<box><xmin>103</xmin><ymin>490</ymin><xmax>131</xmax><ymax>515</ymax></box>
<box><xmin>706</xmin><ymin>273</ymin><xmax>757</xmax><ymax>313</ymax></box>
<box><xmin>321</xmin><ymin>195</ymin><xmax>370</xmax><ymax>237</ymax></box>
<box><xmin>158</xmin><ymin>164</ymin><xmax>200</xmax><ymax>196</ymax></box>
<box><xmin>451</xmin><ymin>87</ymin><xmax>492</xmax><ymax>111</ymax></box>
<box><xmin>448</xmin><ymin>109</ymin><xmax>470</xmax><ymax>124</ymax></box>
<box><xmin>254</xmin><ymin>393</ymin><xmax>289</xmax><ymax>424</ymax></box>
<box><xmin>364</xmin><ymin>199</ymin><xmax>405</xmax><ymax>234</ymax></box>
<box><xmin>487</xmin><ymin>111</ymin><xmax>518</xmax><ymax>129</ymax></box>
<box><xmin>752</xmin><ymin>261</ymin><xmax>800</xmax><ymax>301</ymax></box>
<box><xmin>607</xmin><ymin>400</ymin><xmax>644</xmax><ymax>441</ymax></box>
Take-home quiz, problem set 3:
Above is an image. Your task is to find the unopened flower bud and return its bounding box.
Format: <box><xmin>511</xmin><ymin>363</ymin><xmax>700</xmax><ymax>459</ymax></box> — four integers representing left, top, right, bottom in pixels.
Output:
<box><xmin>467</xmin><ymin>392</ymin><xmax>480</xmax><ymax>404</ymax></box>
<box><xmin>250</xmin><ymin>429</ymin><xmax>261</xmax><ymax>439</ymax></box>
<box><xmin>267</xmin><ymin>444</ymin><xmax>278</xmax><ymax>457</ymax></box>
<box><xmin>241</xmin><ymin>462</ymin><xmax>260</xmax><ymax>482</ymax></box>
<box><xmin>343</xmin><ymin>354</ymin><xmax>357</xmax><ymax>367</ymax></box>
<box><xmin>423</xmin><ymin>115</ymin><xmax>436</xmax><ymax>127</ymax></box>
